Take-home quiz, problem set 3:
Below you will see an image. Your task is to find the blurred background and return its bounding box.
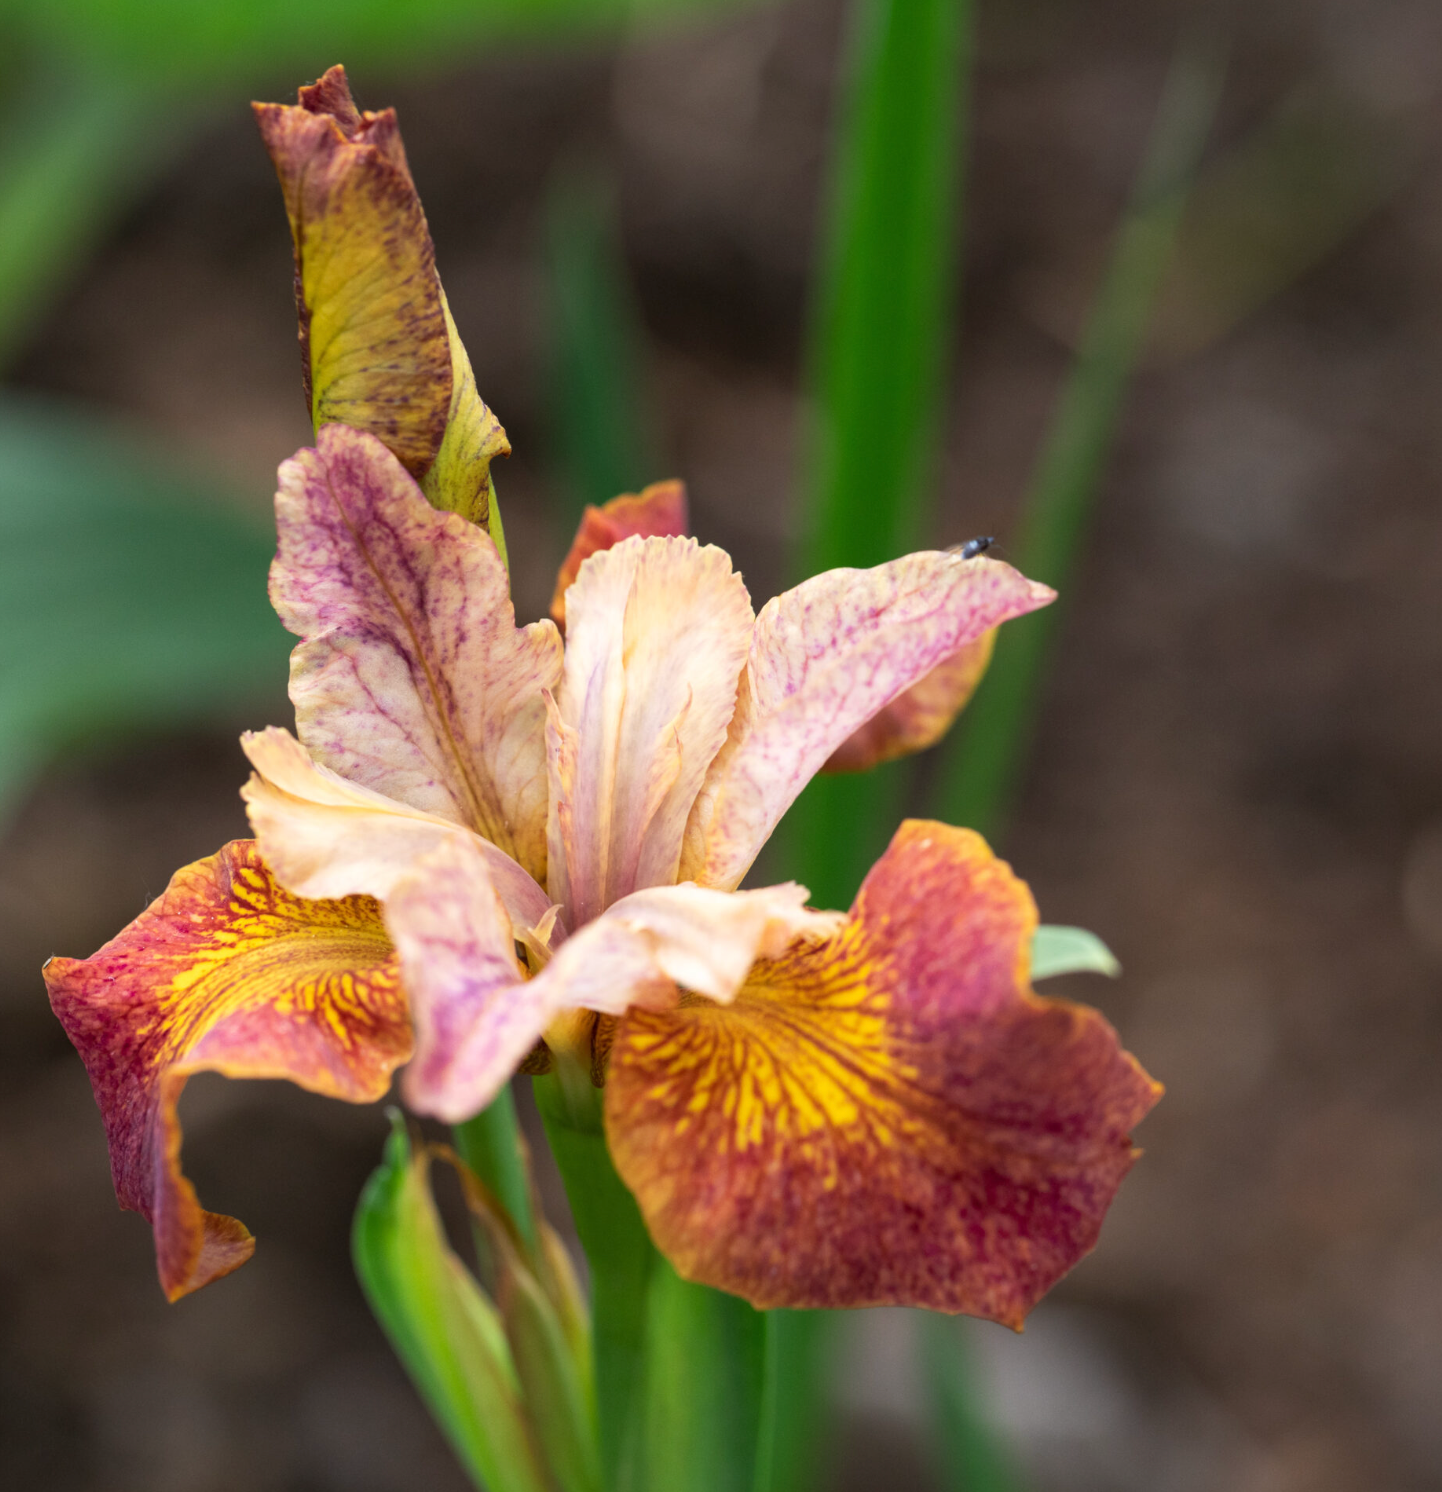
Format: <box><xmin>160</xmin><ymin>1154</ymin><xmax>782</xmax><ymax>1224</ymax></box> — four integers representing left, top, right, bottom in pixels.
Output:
<box><xmin>3</xmin><ymin>0</ymin><xmax>1442</xmax><ymax>1488</ymax></box>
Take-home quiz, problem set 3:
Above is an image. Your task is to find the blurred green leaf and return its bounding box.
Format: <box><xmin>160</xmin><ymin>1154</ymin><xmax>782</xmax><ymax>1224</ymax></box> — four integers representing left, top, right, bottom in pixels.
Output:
<box><xmin>752</xmin><ymin>1311</ymin><xmax>838</xmax><ymax>1492</ymax></box>
<box><xmin>920</xmin><ymin>1314</ymin><xmax>1023</xmax><ymax>1492</ymax></box>
<box><xmin>935</xmin><ymin>34</ymin><xmax>1225</xmax><ymax>842</ymax></box>
<box><xmin>0</xmin><ymin>395</ymin><xmax>291</xmax><ymax>818</ymax></box>
<box><xmin>1030</xmin><ymin>925</ymin><xmax>1121</xmax><ymax>981</ymax></box>
<box><xmin>0</xmin><ymin>73</ymin><xmax>178</xmax><ymax>370</ymax></box>
<box><xmin>354</xmin><ymin>1117</ymin><xmax>552</xmax><ymax>1492</ymax></box>
<box><xmin>547</xmin><ymin>167</ymin><xmax>653</xmax><ymax>521</ymax></box>
<box><xmin>781</xmin><ymin>0</ymin><xmax>971</xmax><ymax>913</ymax></box>
<box><xmin>0</xmin><ymin>0</ymin><xmax>774</xmax><ymax>86</ymax></box>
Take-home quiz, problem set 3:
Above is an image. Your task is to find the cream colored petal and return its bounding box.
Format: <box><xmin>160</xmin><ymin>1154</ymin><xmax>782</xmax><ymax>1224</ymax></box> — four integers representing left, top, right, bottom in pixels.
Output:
<box><xmin>579</xmin><ymin>881</ymin><xmax>840</xmax><ymax>1004</ymax></box>
<box><xmin>271</xmin><ymin>425</ymin><xmax>560</xmax><ymax>882</ymax></box>
<box><xmin>545</xmin><ymin>535</ymin><xmax>753</xmax><ymax>926</ymax></box>
<box><xmin>680</xmin><ymin>553</ymin><xmax>1055</xmax><ymax>890</ymax></box>
<box><xmin>240</xmin><ymin>726</ymin><xmax>552</xmax><ymax>936</ymax></box>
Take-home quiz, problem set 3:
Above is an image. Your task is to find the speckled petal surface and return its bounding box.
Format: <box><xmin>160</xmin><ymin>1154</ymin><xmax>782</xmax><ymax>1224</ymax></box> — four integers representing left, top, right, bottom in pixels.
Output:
<box><xmin>607</xmin><ymin>821</ymin><xmax>1159</xmax><ymax>1323</ymax></box>
<box><xmin>825</xmin><ymin>631</ymin><xmax>996</xmax><ymax>772</ymax></box>
<box><xmin>680</xmin><ymin>553</ymin><xmax>1054</xmax><ymax>890</ymax></box>
<box><xmin>270</xmin><ymin>425</ymin><xmax>561</xmax><ymax>880</ymax></box>
<box><xmin>45</xmin><ymin>841</ymin><xmax>408</xmax><ymax>1301</ymax></box>
<box><xmin>549</xmin><ymin>481</ymin><xmax>689</xmax><ymax>628</ymax></box>
<box><xmin>254</xmin><ymin>67</ymin><xmax>453</xmax><ymax>475</ymax></box>
<box><xmin>546</xmin><ymin>535</ymin><xmax>753</xmax><ymax>926</ymax></box>
<box><xmin>240</xmin><ymin>727</ymin><xmax>552</xmax><ymax>936</ymax></box>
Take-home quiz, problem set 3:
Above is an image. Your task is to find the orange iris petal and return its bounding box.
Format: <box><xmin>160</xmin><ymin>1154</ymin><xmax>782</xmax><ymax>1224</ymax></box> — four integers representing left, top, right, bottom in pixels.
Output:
<box><xmin>605</xmin><ymin>820</ymin><xmax>1159</xmax><ymax>1325</ymax></box>
<box><xmin>45</xmin><ymin>840</ymin><xmax>410</xmax><ymax>1301</ymax></box>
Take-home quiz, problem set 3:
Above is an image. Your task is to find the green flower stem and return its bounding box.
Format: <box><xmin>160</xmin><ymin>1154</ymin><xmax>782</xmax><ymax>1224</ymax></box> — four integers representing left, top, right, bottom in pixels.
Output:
<box><xmin>934</xmin><ymin>33</ymin><xmax>1225</xmax><ymax>842</ymax></box>
<box><xmin>453</xmin><ymin>1083</ymin><xmax>539</xmax><ymax>1253</ymax></box>
<box><xmin>638</xmin><ymin>1263</ymin><xmax>765</xmax><ymax>1492</ymax></box>
<box><xmin>533</xmin><ymin>1071</ymin><xmax>657</xmax><ymax>1492</ymax></box>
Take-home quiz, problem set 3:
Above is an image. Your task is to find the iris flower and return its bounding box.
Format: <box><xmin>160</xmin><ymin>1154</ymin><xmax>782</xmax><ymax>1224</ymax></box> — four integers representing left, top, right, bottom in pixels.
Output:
<box><xmin>45</xmin><ymin>69</ymin><xmax>1159</xmax><ymax>1326</ymax></box>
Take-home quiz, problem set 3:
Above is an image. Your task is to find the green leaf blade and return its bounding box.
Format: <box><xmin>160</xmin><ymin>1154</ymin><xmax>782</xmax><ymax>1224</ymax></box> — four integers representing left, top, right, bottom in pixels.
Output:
<box><xmin>1030</xmin><ymin>925</ymin><xmax>1121</xmax><ymax>981</ymax></box>
<box><xmin>353</xmin><ymin>1119</ymin><xmax>552</xmax><ymax>1492</ymax></box>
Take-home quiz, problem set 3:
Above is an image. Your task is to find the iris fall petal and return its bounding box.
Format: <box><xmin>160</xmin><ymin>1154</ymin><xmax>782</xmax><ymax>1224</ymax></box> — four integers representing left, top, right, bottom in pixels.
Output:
<box><xmin>606</xmin><ymin>820</ymin><xmax>1159</xmax><ymax>1324</ymax></box>
<box><xmin>44</xmin><ymin>841</ymin><xmax>408</xmax><ymax>1301</ymax></box>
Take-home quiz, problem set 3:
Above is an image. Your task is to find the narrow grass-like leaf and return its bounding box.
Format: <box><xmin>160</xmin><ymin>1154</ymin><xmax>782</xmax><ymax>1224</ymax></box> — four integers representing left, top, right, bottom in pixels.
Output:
<box><xmin>752</xmin><ymin>1311</ymin><xmax>838</xmax><ymax>1492</ymax></box>
<box><xmin>546</xmin><ymin>167</ymin><xmax>652</xmax><ymax>520</ymax></box>
<box><xmin>1031</xmin><ymin>925</ymin><xmax>1121</xmax><ymax>981</ymax></box>
<box><xmin>780</xmin><ymin>0</ymin><xmax>972</xmax><ymax>912</ymax></box>
<box><xmin>354</xmin><ymin>1117</ymin><xmax>551</xmax><ymax>1492</ymax></box>
<box><xmin>934</xmin><ymin>36</ymin><xmax>1225</xmax><ymax>842</ymax></box>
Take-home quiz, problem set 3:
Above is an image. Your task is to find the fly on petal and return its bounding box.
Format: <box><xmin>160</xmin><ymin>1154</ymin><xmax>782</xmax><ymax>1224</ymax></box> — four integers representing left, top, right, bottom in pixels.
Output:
<box><xmin>45</xmin><ymin>841</ymin><xmax>409</xmax><ymax>1301</ymax></box>
<box><xmin>606</xmin><ymin>820</ymin><xmax>1159</xmax><ymax>1325</ymax></box>
<box><xmin>681</xmin><ymin>552</ymin><xmax>1055</xmax><ymax>891</ymax></box>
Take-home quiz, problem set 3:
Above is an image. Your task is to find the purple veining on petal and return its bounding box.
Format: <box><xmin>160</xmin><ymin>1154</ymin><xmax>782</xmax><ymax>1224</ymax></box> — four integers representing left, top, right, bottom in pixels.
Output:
<box><xmin>270</xmin><ymin>424</ymin><xmax>561</xmax><ymax>882</ymax></box>
<box><xmin>680</xmin><ymin>553</ymin><xmax>1055</xmax><ymax>891</ymax></box>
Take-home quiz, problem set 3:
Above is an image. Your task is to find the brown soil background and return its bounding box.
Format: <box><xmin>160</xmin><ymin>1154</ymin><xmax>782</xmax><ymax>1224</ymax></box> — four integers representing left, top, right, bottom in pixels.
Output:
<box><xmin>5</xmin><ymin>1</ymin><xmax>1442</xmax><ymax>1488</ymax></box>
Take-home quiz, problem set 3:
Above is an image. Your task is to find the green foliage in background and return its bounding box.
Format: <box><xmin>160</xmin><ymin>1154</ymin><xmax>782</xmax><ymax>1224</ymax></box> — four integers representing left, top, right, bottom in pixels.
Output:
<box><xmin>0</xmin><ymin>395</ymin><xmax>288</xmax><ymax>818</ymax></box>
<box><xmin>1</xmin><ymin>0</ymin><xmax>1419</xmax><ymax>1488</ymax></box>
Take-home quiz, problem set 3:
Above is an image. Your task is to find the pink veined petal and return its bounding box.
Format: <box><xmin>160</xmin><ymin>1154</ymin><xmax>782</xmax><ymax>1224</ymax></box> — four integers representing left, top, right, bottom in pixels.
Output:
<box><xmin>270</xmin><ymin>424</ymin><xmax>561</xmax><ymax>882</ymax></box>
<box><xmin>546</xmin><ymin>535</ymin><xmax>754</xmax><ymax>927</ymax></box>
<box><xmin>386</xmin><ymin>837</ymin><xmax>548</xmax><ymax>1121</ymax></box>
<box><xmin>240</xmin><ymin>726</ymin><xmax>554</xmax><ymax>938</ymax></box>
<box><xmin>679</xmin><ymin>552</ymin><xmax>1055</xmax><ymax>890</ymax></box>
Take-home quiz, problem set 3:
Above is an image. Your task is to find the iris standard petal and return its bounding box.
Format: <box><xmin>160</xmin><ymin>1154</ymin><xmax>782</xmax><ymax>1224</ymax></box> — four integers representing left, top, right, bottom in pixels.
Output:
<box><xmin>45</xmin><ymin>841</ymin><xmax>408</xmax><ymax>1301</ymax></box>
<box><xmin>549</xmin><ymin>480</ymin><xmax>689</xmax><ymax>629</ymax></box>
<box><xmin>679</xmin><ymin>553</ymin><xmax>1055</xmax><ymax>891</ymax></box>
<box><xmin>240</xmin><ymin>726</ymin><xmax>554</xmax><ymax>936</ymax></box>
<box><xmin>824</xmin><ymin>630</ymin><xmax>996</xmax><ymax>772</ymax></box>
<box><xmin>606</xmin><ymin>820</ymin><xmax>1159</xmax><ymax>1325</ymax></box>
<box><xmin>546</xmin><ymin>535</ymin><xmax>753</xmax><ymax>926</ymax></box>
<box><xmin>271</xmin><ymin>424</ymin><xmax>561</xmax><ymax>881</ymax></box>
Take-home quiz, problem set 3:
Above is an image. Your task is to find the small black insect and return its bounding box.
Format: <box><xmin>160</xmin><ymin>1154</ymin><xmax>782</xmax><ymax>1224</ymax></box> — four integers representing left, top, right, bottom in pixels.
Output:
<box><xmin>952</xmin><ymin>535</ymin><xmax>995</xmax><ymax>559</ymax></box>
